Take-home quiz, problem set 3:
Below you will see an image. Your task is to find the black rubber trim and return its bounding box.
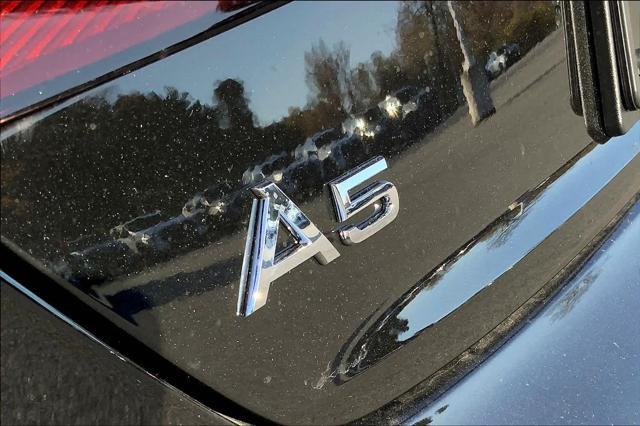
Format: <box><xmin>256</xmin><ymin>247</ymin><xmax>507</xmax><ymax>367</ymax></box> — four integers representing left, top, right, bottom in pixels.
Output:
<box><xmin>567</xmin><ymin>0</ymin><xmax>609</xmax><ymax>143</ymax></box>
<box><xmin>561</xmin><ymin>1</ymin><xmax>583</xmax><ymax>116</ymax></box>
<box><xmin>0</xmin><ymin>241</ymin><xmax>275</xmax><ymax>425</ymax></box>
<box><xmin>0</xmin><ymin>1</ymin><xmax>289</xmax><ymax>127</ymax></box>
<box><xmin>589</xmin><ymin>1</ymin><xmax>639</xmax><ymax>136</ymax></box>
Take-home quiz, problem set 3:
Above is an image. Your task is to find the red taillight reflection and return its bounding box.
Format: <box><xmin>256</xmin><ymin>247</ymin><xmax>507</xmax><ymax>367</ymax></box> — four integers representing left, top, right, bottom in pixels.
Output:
<box><xmin>0</xmin><ymin>1</ymin><xmax>222</xmax><ymax>100</ymax></box>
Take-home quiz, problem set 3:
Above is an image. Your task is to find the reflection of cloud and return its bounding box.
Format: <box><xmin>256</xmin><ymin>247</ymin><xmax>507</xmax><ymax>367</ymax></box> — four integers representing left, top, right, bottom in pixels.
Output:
<box><xmin>548</xmin><ymin>269</ymin><xmax>601</xmax><ymax>322</ymax></box>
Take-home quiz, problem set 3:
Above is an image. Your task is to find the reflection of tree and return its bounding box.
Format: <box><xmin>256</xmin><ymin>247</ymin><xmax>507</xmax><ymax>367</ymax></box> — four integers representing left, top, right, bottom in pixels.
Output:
<box><xmin>486</xmin><ymin>202</ymin><xmax>530</xmax><ymax>249</ymax></box>
<box><xmin>548</xmin><ymin>269</ymin><xmax>600</xmax><ymax>322</ymax></box>
<box><xmin>396</xmin><ymin>1</ymin><xmax>436</xmax><ymax>87</ymax></box>
<box><xmin>456</xmin><ymin>0</ymin><xmax>557</xmax><ymax>59</ymax></box>
<box><xmin>370</xmin><ymin>50</ymin><xmax>408</xmax><ymax>97</ymax></box>
<box><xmin>213</xmin><ymin>78</ymin><xmax>255</xmax><ymax>131</ymax></box>
<box><xmin>303</xmin><ymin>1</ymin><xmax>466</xmax><ymax>124</ymax></box>
<box><xmin>1</xmin><ymin>1</ymin><xmax>558</xmax><ymax>285</ymax></box>
<box><xmin>2</xmin><ymin>82</ymin><xmax>254</xmax><ymax>262</ymax></box>
<box><xmin>304</xmin><ymin>40</ymin><xmax>352</xmax><ymax>122</ymax></box>
<box><xmin>398</xmin><ymin>1</ymin><xmax>464</xmax><ymax>112</ymax></box>
<box><xmin>350</xmin><ymin>62</ymin><xmax>379</xmax><ymax>113</ymax></box>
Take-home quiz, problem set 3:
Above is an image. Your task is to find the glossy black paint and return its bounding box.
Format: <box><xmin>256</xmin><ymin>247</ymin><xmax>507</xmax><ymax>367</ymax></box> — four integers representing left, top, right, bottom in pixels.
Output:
<box><xmin>330</xmin><ymin>132</ymin><xmax>639</xmax><ymax>384</ymax></box>
<box><xmin>0</xmin><ymin>250</ymin><xmax>267</xmax><ymax>425</ymax></box>
<box><xmin>1</xmin><ymin>1</ymin><xmax>639</xmax><ymax>424</ymax></box>
<box><xmin>410</xmin><ymin>200</ymin><xmax>640</xmax><ymax>425</ymax></box>
<box><xmin>0</xmin><ymin>281</ymin><xmax>234</xmax><ymax>426</ymax></box>
<box><xmin>0</xmin><ymin>1</ymin><xmax>283</xmax><ymax>125</ymax></box>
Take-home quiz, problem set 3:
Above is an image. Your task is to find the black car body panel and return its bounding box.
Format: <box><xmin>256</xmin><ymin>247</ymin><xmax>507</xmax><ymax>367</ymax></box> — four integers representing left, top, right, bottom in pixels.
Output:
<box><xmin>0</xmin><ymin>279</ymin><xmax>235</xmax><ymax>426</ymax></box>
<box><xmin>410</xmin><ymin>200</ymin><xmax>640</xmax><ymax>425</ymax></box>
<box><xmin>1</xmin><ymin>1</ymin><xmax>639</xmax><ymax>424</ymax></box>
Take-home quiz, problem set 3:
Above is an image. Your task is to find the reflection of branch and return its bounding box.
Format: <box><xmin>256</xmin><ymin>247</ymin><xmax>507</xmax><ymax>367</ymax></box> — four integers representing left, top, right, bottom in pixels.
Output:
<box><xmin>487</xmin><ymin>202</ymin><xmax>530</xmax><ymax>249</ymax></box>
<box><xmin>548</xmin><ymin>269</ymin><xmax>600</xmax><ymax>322</ymax></box>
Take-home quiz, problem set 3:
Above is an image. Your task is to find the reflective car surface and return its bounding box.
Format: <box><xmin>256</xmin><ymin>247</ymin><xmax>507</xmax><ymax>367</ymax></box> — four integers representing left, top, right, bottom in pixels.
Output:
<box><xmin>1</xmin><ymin>1</ymin><xmax>638</xmax><ymax>424</ymax></box>
<box><xmin>411</xmin><ymin>200</ymin><xmax>640</xmax><ymax>425</ymax></box>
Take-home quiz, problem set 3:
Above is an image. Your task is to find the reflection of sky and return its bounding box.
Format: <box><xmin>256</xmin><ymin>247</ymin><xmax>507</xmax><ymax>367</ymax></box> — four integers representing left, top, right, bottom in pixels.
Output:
<box><xmin>411</xmin><ymin>202</ymin><xmax>640</xmax><ymax>425</ymax></box>
<box><xmin>114</xmin><ymin>1</ymin><xmax>398</xmax><ymax>125</ymax></box>
<box><xmin>396</xmin><ymin>122</ymin><xmax>640</xmax><ymax>340</ymax></box>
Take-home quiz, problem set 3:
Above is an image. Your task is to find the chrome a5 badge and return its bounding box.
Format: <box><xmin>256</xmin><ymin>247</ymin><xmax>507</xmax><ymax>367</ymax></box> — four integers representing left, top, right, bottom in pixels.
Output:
<box><xmin>237</xmin><ymin>156</ymin><xmax>399</xmax><ymax>317</ymax></box>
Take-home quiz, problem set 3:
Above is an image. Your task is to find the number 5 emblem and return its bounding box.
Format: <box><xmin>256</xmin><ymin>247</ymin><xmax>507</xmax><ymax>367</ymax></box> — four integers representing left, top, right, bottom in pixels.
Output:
<box><xmin>237</xmin><ymin>156</ymin><xmax>399</xmax><ymax>316</ymax></box>
<box><xmin>329</xmin><ymin>156</ymin><xmax>399</xmax><ymax>245</ymax></box>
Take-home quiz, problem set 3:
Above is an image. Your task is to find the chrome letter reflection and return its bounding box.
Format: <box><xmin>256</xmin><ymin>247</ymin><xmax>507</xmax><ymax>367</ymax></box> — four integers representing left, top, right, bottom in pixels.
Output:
<box><xmin>237</xmin><ymin>181</ymin><xmax>340</xmax><ymax>317</ymax></box>
<box><xmin>238</xmin><ymin>156</ymin><xmax>399</xmax><ymax>317</ymax></box>
<box><xmin>329</xmin><ymin>156</ymin><xmax>399</xmax><ymax>245</ymax></box>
